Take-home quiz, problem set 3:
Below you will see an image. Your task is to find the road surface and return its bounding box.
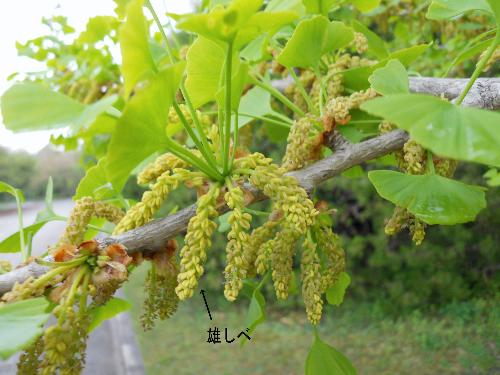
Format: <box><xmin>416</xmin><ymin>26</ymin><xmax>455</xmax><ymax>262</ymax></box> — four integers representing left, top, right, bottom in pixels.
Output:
<box><xmin>0</xmin><ymin>200</ymin><xmax>144</xmax><ymax>375</ymax></box>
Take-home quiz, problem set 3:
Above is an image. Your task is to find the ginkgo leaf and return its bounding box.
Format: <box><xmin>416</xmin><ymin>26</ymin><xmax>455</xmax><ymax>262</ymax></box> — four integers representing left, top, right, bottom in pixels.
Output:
<box><xmin>185</xmin><ymin>36</ymin><xmax>228</xmax><ymax>108</ymax></box>
<box><xmin>75</xmin><ymin>157</ymin><xmax>115</xmax><ymax>200</ymax></box>
<box><xmin>369</xmin><ymin>59</ymin><xmax>409</xmax><ymax>95</ymax></box>
<box><xmin>352</xmin><ymin>0</ymin><xmax>381</xmax><ymax>13</ymax></box>
<box><xmin>106</xmin><ymin>62</ymin><xmax>185</xmax><ymax>192</ymax></box>
<box><xmin>278</xmin><ymin>16</ymin><xmax>354</xmax><ymax>69</ymax></box>
<box><xmin>306</xmin><ymin>333</ymin><xmax>357</xmax><ymax>375</ymax></box>
<box><xmin>266</xmin><ymin>0</ymin><xmax>306</xmax><ymax>14</ymax></box>
<box><xmin>77</xmin><ymin>16</ymin><xmax>119</xmax><ymax>44</ymax></box>
<box><xmin>120</xmin><ymin>0</ymin><xmax>157</xmax><ymax>97</ymax></box>
<box><xmin>0</xmin><ymin>298</ymin><xmax>53</xmax><ymax>359</ymax></box>
<box><xmin>326</xmin><ymin>272</ymin><xmax>351</xmax><ymax>306</ymax></box>
<box><xmin>186</xmin><ymin>36</ymin><xmax>249</xmax><ymax>109</ymax></box>
<box><xmin>0</xmin><ymin>222</ymin><xmax>47</xmax><ymax>254</ymax></box>
<box><xmin>88</xmin><ymin>297</ymin><xmax>132</xmax><ymax>332</ymax></box>
<box><xmin>242</xmin><ymin>288</ymin><xmax>266</xmax><ymax>347</ymax></box>
<box><xmin>0</xmin><ymin>181</ymin><xmax>23</xmax><ymax>202</ymax></box>
<box><xmin>1</xmin><ymin>83</ymin><xmax>117</xmax><ymax>133</ymax></box>
<box><xmin>302</xmin><ymin>0</ymin><xmax>336</xmax><ymax>15</ymax></box>
<box><xmin>368</xmin><ymin>170</ymin><xmax>486</xmax><ymax>225</ymax></box>
<box><xmin>236</xmin><ymin>86</ymin><xmax>274</xmax><ymax>128</ymax></box>
<box><xmin>234</xmin><ymin>11</ymin><xmax>299</xmax><ymax>49</ymax></box>
<box><xmin>175</xmin><ymin>0</ymin><xmax>297</xmax><ymax>50</ymax></box>
<box><xmin>361</xmin><ymin>94</ymin><xmax>500</xmax><ymax>167</ymax></box>
<box><xmin>343</xmin><ymin>44</ymin><xmax>428</xmax><ymax>91</ymax></box>
<box><xmin>426</xmin><ymin>0</ymin><xmax>492</xmax><ymax>20</ymax></box>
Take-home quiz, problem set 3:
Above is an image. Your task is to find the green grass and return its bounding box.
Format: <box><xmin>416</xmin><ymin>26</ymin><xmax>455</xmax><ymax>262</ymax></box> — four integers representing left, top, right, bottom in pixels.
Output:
<box><xmin>124</xmin><ymin>264</ymin><xmax>499</xmax><ymax>375</ymax></box>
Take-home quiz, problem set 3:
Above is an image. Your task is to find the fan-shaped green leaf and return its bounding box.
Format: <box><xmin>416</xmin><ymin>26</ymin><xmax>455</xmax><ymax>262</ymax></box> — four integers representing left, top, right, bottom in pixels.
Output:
<box><xmin>361</xmin><ymin>94</ymin><xmax>500</xmax><ymax>167</ymax></box>
<box><xmin>352</xmin><ymin>0</ymin><xmax>381</xmax><ymax>13</ymax></box>
<box><xmin>368</xmin><ymin>170</ymin><xmax>486</xmax><ymax>225</ymax></box>
<box><xmin>1</xmin><ymin>83</ymin><xmax>117</xmax><ymax>132</ymax></box>
<box><xmin>242</xmin><ymin>288</ymin><xmax>266</xmax><ymax>347</ymax></box>
<box><xmin>0</xmin><ymin>298</ymin><xmax>53</xmax><ymax>359</ymax></box>
<box><xmin>175</xmin><ymin>0</ymin><xmax>297</xmax><ymax>50</ymax></box>
<box><xmin>267</xmin><ymin>0</ymin><xmax>306</xmax><ymax>14</ymax></box>
<box><xmin>343</xmin><ymin>44</ymin><xmax>428</xmax><ymax>91</ymax></box>
<box><xmin>120</xmin><ymin>0</ymin><xmax>157</xmax><ymax>96</ymax></box>
<box><xmin>236</xmin><ymin>86</ymin><xmax>274</xmax><ymax>128</ymax></box>
<box><xmin>278</xmin><ymin>16</ymin><xmax>354</xmax><ymax>69</ymax></box>
<box><xmin>302</xmin><ymin>0</ymin><xmax>336</xmax><ymax>15</ymax></box>
<box><xmin>89</xmin><ymin>297</ymin><xmax>132</xmax><ymax>332</ymax></box>
<box><xmin>326</xmin><ymin>272</ymin><xmax>351</xmax><ymax>306</ymax></box>
<box><xmin>106</xmin><ymin>63</ymin><xmax>185</xmax><ymax>192</ymax></box>
<box><xmin>75</xmin><ymin>158</ymin><xmax>114</xmax><ymax>200</ymax></box>
<box><xmin>0</xmin><ymin>181</ymin><xmax>23</xmax><ymax>201</ymax></box>
<box><xmin>369</xmin><ymin>59</ymin><xmax>408</xmax><ymax>95</ymax></box>
<box><xmin>306</xmin><ymin>334</ymin><xmax>357</xmax><ymax>375</ymax></box>
<box><xmin>426</xmin><ymin>0</ymin><xmax>492</xmax><ymax>20</ymax></box>
<box><xmin>1</xmin><ymin>83</ymin><xmax>83</xmax><ymax>131</ymax></box>
<box><xmin>0</xmin><ymin>222</ymin><xmax>47</xmax><ymax>254</ymax></box>
<box><xmin>185</xmin><ymin>36</ymin><xmax>226</xmax><ymax>108</ymax></box>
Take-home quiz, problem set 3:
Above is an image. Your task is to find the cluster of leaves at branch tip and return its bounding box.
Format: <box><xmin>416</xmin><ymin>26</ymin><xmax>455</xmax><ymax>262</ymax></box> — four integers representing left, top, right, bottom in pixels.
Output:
<box><xmin>0</xmin><ymin>197</ymin><xmax>134</xmax><ymax>374</ymax></box>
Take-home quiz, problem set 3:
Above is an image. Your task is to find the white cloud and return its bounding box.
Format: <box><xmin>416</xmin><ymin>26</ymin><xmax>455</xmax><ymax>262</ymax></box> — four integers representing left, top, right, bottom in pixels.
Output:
<box><xmin>0</xmin><ymin>0</ymin><xmax>194</xmax><ymax>153</ymax></box>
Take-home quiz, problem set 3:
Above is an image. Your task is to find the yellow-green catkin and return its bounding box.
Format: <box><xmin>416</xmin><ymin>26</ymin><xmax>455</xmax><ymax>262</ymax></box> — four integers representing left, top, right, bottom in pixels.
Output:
<box><xmin>384</xmin><ymin>206</ymin><xmax>410</xmax><ymax>236</ymax></box>
<box><xmin>137</xmin><ymin>153</ymin><xmax>189</xmax><ymax>185</ymax></box>
<box><xmin>325</xmin><ymin>88</ymin><xmax>377</xmax><ymax>124</ymax></box>
<box><xmin>322</xmin><ymin>54</ymin><xmax>375</xmax><ymax>102</ymax></box>
<box><xmin>0</xmin><ymin>260</ymin><xmax>11</xmax><ymax>274</ymax></box>
<box><xmin>93</xmin><ymin>201</ymin><xmax>124</xmax><ymax>224</ymax></box>
<box><xmin>58</xmin><ymin>197</ymin><xmax>95</xmax><ymax>245</ymax></box>
<box><xmin>378</xmin><ymin>125</ymin><xmax>430</xmax><ymax>244</ymax></box>
<box><xmin>409</xmin><ymin>217</ymin><xmax>426</xmax><ymax>246</ymax></box>
<box><xmin>168</xmin><ymin>104</ymin><xmax>212</xmax><ymax>131</ymax></box>
<box><xmin>481</xmin><ymin>46</ymin><xmax>500</xmax><ymax>71</ymax></box>
<box><xmin>223</xmin><ymin>183</ymin><xmax>253</xmax><ymax>301</ymax></box>
<box><xmin>378</xmin><ymin>121</ymin><xmax>395</xmax><ymax>135</ymax></box>
<box><xmin>403</xmin><ymin>140</ymin><xmax>426</xmax><ymax>175</ymax></box>
<box><xmin>379</xmin><ymin>121</ymin><xmax>405</xmax><ymax>169</ymax></box>
<box><xmin>435</xmin><ymin>158</ymin><xmax>458</xmax><ymax>178</ymax></box>
<box><xmin>114</xmin><ymin>169</ymin><xmax>194</xmax><ymax>234</ymax></box>
<box><xmin>270</xmin><ymin>230</ymin><xmax>297</xmax><ymax>300</ymax></box>
<box><xmin>352</xmin><ymin>32</ymin><xmax>369</xmax><ymax>54</ymax></box>
<box><xmin>247</xmin><ymin>219</ymin><xmax>279</xmax><ymax>277</ymax></box>
<box><xmin>249</xmin><ymin>164</ymin><xmax>317</xmax><ymax>235</ymax></box>
<box><xmin>255</xmin><ymin>237</ymin><xmax>275</xmax><ymax>276</ymax></box>
<box><xmin>282</xmin><ymin>116</ymin><xmax>317</xmax><ymax>171</ymax></box>
<box><xmin>301</xmin><ymin>236</ymin><xmax>324</xmax><ymax>325</ymax></box>
<box><xmin>288</xmin><ymin>70</ymin><xmax>316</xmax><ymax>113</ymax></box>
<box><xmin>1</xmin><ymin>277</ymin><xmax>46</xmax><ymax>303</ymax></box>
<box><xmin>176</xmin><ymin>184</ymin><xmax>220</xmax><ymax>300</ymax></box>
<box><xmin>207</xmin><ymin>124</ymin><xmax>221</xmax><ymax>155</ymax></box>
<box><xmin>17</xmin><ymin>337</ymin><xmax>43</xmax><ymax>374</ymax></box>
<box><xmin>315</xmin><ymin>226</ymin><xmax>345</xmax><ymax>291</ymax></box>
<box><xmin>40</xmin><ymin>307</ymin><xmax>90</xmax><ymax>375</ymax></box>
<box><xmin>233</xmin><ymin>152</ymin><xmax>273</xmax><ymax>171</ymax></box>
<box><xmin>141</xmin><ymin>259</ymin><xmax>179</xmax><ymax>330</ymax></box>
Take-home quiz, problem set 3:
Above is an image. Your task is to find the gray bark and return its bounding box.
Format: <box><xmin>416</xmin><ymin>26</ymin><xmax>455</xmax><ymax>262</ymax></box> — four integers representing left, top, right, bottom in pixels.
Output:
<box><xmin>273</xmin><ymin>76</ymin><xmax>500</xmax><ymax>109</ymax></box>
<box><xmin>408</xmin><ymin>77</ymin><xmax>500</xmax><ymax>110</ymax></box>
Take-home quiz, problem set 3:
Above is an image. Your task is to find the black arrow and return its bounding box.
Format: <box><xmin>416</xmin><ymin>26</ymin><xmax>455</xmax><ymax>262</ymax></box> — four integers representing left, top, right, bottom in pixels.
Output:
<box><xmin>200</xmin><ymin>289</ymin><xmax>212</xmax><ymax>320</ymax></box>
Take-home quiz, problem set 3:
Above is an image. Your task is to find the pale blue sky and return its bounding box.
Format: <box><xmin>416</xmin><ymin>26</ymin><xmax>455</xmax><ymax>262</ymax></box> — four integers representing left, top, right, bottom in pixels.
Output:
<box><xmin>0</xmin><ymin>0</ymin><xmax>194</xmax><ymax>153</ymax></box>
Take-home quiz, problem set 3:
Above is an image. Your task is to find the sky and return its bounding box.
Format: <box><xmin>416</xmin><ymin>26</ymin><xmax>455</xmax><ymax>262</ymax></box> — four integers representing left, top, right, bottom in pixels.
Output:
<box><xmin>0</xmin><ymin>0</ymin><xmax>194</xmax><ymax>153</ymax></box>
